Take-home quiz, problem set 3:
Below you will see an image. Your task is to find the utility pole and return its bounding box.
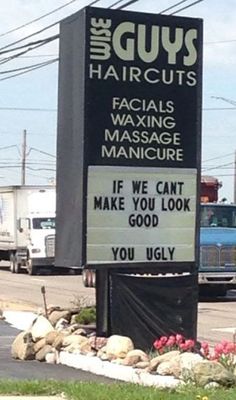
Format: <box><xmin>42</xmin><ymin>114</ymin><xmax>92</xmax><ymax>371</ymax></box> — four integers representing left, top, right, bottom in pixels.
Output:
<box><xmin>21</xmin><ymin>129</ymin><xmax>27</xmax><ymax>185</ymax></box>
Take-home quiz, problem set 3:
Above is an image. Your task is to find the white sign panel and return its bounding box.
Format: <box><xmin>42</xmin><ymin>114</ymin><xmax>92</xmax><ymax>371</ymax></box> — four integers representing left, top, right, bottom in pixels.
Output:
<box><xmin>87</xmin><ymin>166</ymin><xmax>197</xmax><ymax>264</ymax></box>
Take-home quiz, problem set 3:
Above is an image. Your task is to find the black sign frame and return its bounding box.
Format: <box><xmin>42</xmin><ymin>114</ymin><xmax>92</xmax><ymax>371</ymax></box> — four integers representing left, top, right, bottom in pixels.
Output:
<box><xmin>56</xmin><ymin>6</ymin><xmax>203</xmax><ymax>274</ymax></box>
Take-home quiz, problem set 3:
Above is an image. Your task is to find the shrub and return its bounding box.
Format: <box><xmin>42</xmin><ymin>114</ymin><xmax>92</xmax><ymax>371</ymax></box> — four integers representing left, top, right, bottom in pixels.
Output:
<box><xmin>74</xmin><ymin>307</ymin><xmax>96</xmax><ymax>325</ymax></box>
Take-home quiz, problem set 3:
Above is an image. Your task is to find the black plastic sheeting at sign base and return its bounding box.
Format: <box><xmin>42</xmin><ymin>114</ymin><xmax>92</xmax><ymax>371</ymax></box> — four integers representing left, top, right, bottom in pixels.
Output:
<box><xmin>109</xmin><ymin>273</ymin><xmax>198</xmax><ymax>351</ymax></box>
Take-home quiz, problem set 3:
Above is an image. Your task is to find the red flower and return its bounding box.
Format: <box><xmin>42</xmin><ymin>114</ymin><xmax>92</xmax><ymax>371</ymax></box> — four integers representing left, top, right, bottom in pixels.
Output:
<box><xmin>185</xmin><ymin>339</ymin><xmax>195</xmax><ymax>350</ymax></box>
<box><xmin>214</xmin><ymin>343</ymin><xmax>224</xmax><ymax>355</ymax></box>
<box><xmin>153</xmin><ymin>339</ymin><xmax>162</xmax><ymax>350</ymax></box>
<box><xmin>166</xmin><ymin>336</ymin><xmax>176</xmax><ymax>347</ymax></box>
<box><xmin>201</xmin><ymin>341</ymin><xmax>209</xmax><ymax>350</ymax></box>
<box><xmin>200</xmin><ymin>341</ymin><xmax>209</xmax><ymax>357</ymax></box>
<box><xmin>179</xmin><ymin>342</ymin><xmax>189</xmax><ymax>351</ymax></box>
<box><xmin>159</xmin><ymin>336</ymin><xmax>168</xmax><ymax>346</ymax></box>
<box><xmin>175</xmin><ymin>334</ymin><xmax>184</xmax><ymax>344</ymax></box>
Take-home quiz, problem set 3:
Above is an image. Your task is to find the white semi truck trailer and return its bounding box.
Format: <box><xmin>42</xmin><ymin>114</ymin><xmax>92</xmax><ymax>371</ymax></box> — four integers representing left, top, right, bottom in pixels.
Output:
<box><xmin>0</xmin><ymin>185</ymin><xmax>56</xmax><ymax>275</ymax></box>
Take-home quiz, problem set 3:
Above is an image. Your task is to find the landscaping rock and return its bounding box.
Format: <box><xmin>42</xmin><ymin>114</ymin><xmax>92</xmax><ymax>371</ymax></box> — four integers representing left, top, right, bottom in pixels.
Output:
<box><xmin>122</xmin><ymin>355</ymin><xmax>141</xmax><ymax>366</ymax></box>
<box><xmin>106</xmin><ymin>335</ymin><xmax>134</xmax><ymax>358</ymax></box>
<box><xmin>45</xmin><ymin>351</ymin><xmax>57</xmax><ymax>364</ymax></box>
<box><xmin>8</xmin><ymin>305</ymin><xmax>236</xmax><ymax>390</ymax></box>
<box><xmin>62</xmin><ymin>334</ymin><xmax>89</xmax><ymax>352</ymax></box>
<box><xmin>88</xmin><ymin>336</ymin><xmax>108</xmax><ymax>350</ymax></box>
<box><xmin>157</xmin><ymin>355</ymin><xmax>181</xmax><ymax>377</ymax></box>
<box><xmin>30</xmin><ymin>315</ymin><xmax>54</xmax><ymax>341</ymax></box>
<box><xmin>52</xmin><ymin>332</ymin><xmax>67</xmax><ymax>350</ymax></box>
<box><xmin>135</xmin><ymin>361</ymin><xmax>150</xmax><ymax>369</ymax></box>
<box><xmin>34</xmin><ymin>337</ymin><xmax>46</xmax><ymax>353</ymax></box>
<box><xmin>45</xmin><ymin>330</ymin><xmax>61</xmax><ymax>345</ymax></box>
<box><xmin>126</xmin><ymin>349</ymin><xmax>149</xmax><ymax>362</ymax></box>
<box><xmin>48</xmin><ymin>310</ymin><xmax>71</xmax><ymax>326</ymax></box>
<box><xmin>179</xmin><ymin>352</ymin><xmax>203</xmax><ymax>379</ymax></box>
<box><xmin>35</xmin><ymin>344</ymin><xmax>53</xmax><ymax>361</ymax></box>
<box><xmin>11</xmin><ymin>331</ymin><xmax>35</xmax><ymax>360</ymax></box>
<box><xmin>55</xmin><ymin>318</ymin><xmax>69</xmax><ymax>331</ymax></box>
<box><xmin>193</xmin><ymin>360</ymin><xmax>236</xmax><ymax>387</ymax></box>
<box><xmin>148</xmin><ymin>350</ymin><xmax>180</xmax><ymax>372</ymax></box>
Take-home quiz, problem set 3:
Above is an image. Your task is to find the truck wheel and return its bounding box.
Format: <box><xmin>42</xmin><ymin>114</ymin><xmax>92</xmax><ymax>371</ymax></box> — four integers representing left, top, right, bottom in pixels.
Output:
<box><xmin>87</xmin><ymin>270</ymin><xmax>96</xmax><ymax>288</ymax></box>
<box><xmin>82</xmin><ymin>269</ymin><xmax>89</xmax><ymax>287</ymax></box>
<box><xmin>14</xmin><ymin>252</ymin><xmax>22</xmax><ymax>274</ymax></box>
<box><xmin>10</xmin><ymin>253</ymin><xmax>16</xmax><ymax>273</ymax></box>
<box><xmin>92</xmin><ymin>270</ymin><xmax>96</xmax><ymax>288</ymax></box>
<box><xmin>27</xmin><ymin>259</ymin><xmax>37</xmax><ymax>276</ymax></box>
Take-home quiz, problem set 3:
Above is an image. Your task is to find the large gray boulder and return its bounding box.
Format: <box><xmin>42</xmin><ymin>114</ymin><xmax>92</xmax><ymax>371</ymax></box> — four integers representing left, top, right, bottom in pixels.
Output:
<box><xmin>11</xmin><ymin>331</ymin><xmax>35</xmax><ymax>360</ymax></box>
<box><xmin>193</xmin><ymin>361</ymin><xmax>236</xmax><ymax>387</ymax></box>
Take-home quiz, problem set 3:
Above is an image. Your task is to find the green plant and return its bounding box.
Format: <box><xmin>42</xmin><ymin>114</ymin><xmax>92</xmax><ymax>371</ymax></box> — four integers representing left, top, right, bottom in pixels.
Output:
<box><xmin>74</xmin><ymin>306</ymin><xmax>96</xmax><ymax>325</ymax></box>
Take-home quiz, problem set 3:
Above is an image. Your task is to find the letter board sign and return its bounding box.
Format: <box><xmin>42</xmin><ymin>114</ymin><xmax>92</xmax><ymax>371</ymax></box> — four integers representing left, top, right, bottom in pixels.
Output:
<box><xmin>56</xmin><ymin>6</ymin><xmax>202</xmax><ymax>271</ymax></box>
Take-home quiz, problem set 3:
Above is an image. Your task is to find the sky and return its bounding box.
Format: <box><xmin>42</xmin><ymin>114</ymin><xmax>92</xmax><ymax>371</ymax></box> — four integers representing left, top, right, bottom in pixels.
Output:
<box><xmin>0</xmin><ymin>0</ymin><xmax>236</xmax><ymax>202</ymax></box>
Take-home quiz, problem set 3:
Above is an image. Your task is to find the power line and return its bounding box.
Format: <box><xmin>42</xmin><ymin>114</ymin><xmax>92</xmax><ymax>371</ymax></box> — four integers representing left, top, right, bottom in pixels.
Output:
<box><xmin>170</xmin><ymin>0</ymin><xmax>203</xmax><ymax>15</ymax></box>
<box><xmin>0</xmin><ymin>106</ymin><xmax>234</xmax><ymax>112</ymax></box>
<box><xmin>0</xmin><ymin>35</ymin><xmax>58</xmax><ymax>56</ymax></box>
<box><xmin>109</xmin><ymin>0</ymin><xmax>127</xmax><ymax>7</ymax></box>
<box><xmin>0</xmin><ymin>58</ymin><xmax>58</xmax><ymax>75</ymax></box>
<box><xmin>0</xmin><ymin>0</ymin><xmax>101</xmax><ymax>54</ymax></box>
<box><xmin>0</xmin><ymin>58</ymin><xmax>58</xmax><ymax>82</ymax></box>
<box><xmin>159</xmin><ymin>0</ymin><xmax>190</xmax><ymax>14</ymax></box>
<box><xmin>202</xmin><ymin>162</ymin><xmax>234</xmax><ymax>172</ymax></box>
<box><xmin>0</xmin><ymin>54</ymin><xmax>58</xmax><ymax>59</ymax></box>
<box><xmin>117</xmin><ymin>0</ymin><xmax>138</xmax><ymax>9</ymax></box>
<box><xmin>203</xmin><ymin>107</ymin><xmax>236</xmax><ymax>111</ymax></box>
<box><xmin>0</xmin><ymin>0</ymin><xmax>79</xmax><ymax>38</ymax></box>
<box><xmin>26</xmin><ymin>166</ymin><xmax>56</xmax><ymax>172</ymax></box>
<box><xmin>205</xmin><ymin>38</ymin><xmax>236</xmax><ymax>45</ymax></box>
<box><xmin>0</xmin><ymin>36</ymin><xmax>59</xmax><ymax>67</ymax></box>
<box><xmin>0</xmin><ymin>145</ymin><xmax>18</xmax><ymax>151</ymax></box>
<box><xmin>29</xmin><ymin>147</ymin><xmax>56</xmax><ymax>158</ymax></box>
<box><xmin>0</xmin><ymin>107</ymin><xmax>57</xmax><ymax>112</ymax></box>
<box><xmin>0</xmin><ymin>21</ymin><xmax>59</xmax><ymax>54</ymax></box>
<box><xmin>203</xmin><ymin>153</ymin><xmax>235</xmax><ymax>163</ymax></box>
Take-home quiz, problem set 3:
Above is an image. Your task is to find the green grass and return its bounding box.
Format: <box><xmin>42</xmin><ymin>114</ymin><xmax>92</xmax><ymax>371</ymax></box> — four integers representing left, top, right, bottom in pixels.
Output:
<box><xmin>0</xmin><ymin>380</ymin><xmax>236</xmax><ymax>400</ymax></box>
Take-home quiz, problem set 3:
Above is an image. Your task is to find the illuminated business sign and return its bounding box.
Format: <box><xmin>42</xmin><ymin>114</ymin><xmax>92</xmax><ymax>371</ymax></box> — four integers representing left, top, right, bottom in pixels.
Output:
<box><xmin>56</xmin><ymin>6</ymin><xmax>202</xmax><ymax>270</ymax></box>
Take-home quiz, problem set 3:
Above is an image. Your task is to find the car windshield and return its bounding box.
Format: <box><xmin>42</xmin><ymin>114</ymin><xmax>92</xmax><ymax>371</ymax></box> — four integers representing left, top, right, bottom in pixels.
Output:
<box><xmin>200</xmin><ymin>205</ymin><xmax>236</xmax><ymax>228</ymax></box>
<box><xmin>32</xmin><ymin>217</ymin><xmax>55</xmax><ymax>229</ymax></box>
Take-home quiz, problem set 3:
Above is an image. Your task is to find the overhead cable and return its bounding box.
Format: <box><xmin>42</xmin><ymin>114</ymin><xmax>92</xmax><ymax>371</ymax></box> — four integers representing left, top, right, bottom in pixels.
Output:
<box><xmin>159</xmin><ymin>0</ymin><xmax>190</xmax><ymax>14</ymax></box>
<box><xmin>0</xmin><ymin>36</ymin><xmax>59</xmax><ymax>66</ymax></box>
<box><xmin>0</xmin><ymin>21</ymin><xmax>59</xmax><ymax>53</ymax></box>
<box><xmin>202</xmin><ymin>162</ymin><xmax>234</xmax><ymax>172</ymax></box>
<box><xmin>0</xmin><ymin>35</ymin><xmax>59</xmax><ymax>56</ymax></box>
<box><xmin>0</xmin><ymin>58</ymin><xmax>58</xmax><ymax>75</ymax></box>
<box><xmin>88</xmin><ymin>0</ymin><xmax>102</xmax><ymax>5</ymax></box>
<box><xmin>117</xmin><ymin>0</ymin><xmax>138</xmax><ymax>10</ymax></box>
<box><xmin>0</xmin><ymin>58</ymin><xmax>58</xmax><ymax>82</ymax></box>
<box><xmin>170</xmin><ymin>0</ymin><xmax>203</xmax><ymax>15</ymax></box>
<box><xmin>203</xmin><ymin>153</ymin><xmax>235</xmax><ymax>163</ymax></box>
<box><xmin>109</xmin><ymin>0</ymin><xmax>126</xmax><ymax>8</ymax></box>
<box><xmin>0</xmin><ymin>0</ymin><xmax>101</xmax><ymax>53</ymax></box>
<box><xmin>30</xmin><ymin>147</ymin><xmax>56</xmax><ymax>158</ymax></box>
<box><xmin>0</xmin><ymin>0</ymin><xmax>79</xmax><ymax>38</ymax></box>
<box><xmin>0</xmin><ymin>107</ymin><xmax>57</xmax><ymax>112</ymax></box>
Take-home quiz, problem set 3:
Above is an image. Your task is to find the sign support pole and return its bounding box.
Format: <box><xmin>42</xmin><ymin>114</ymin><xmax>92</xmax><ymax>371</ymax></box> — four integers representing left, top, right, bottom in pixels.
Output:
<box><xmin>96</xmin><ymin>269</ymin><xmax>110</xmax><ymax>337</ymax></box>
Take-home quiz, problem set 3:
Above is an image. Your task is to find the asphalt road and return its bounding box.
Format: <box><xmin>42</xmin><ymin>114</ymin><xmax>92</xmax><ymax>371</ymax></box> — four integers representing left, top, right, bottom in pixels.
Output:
<box><xmin>0</xmin><ymin>319</ymin><xmax>116</xmax><ymax>382</ymax></box>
